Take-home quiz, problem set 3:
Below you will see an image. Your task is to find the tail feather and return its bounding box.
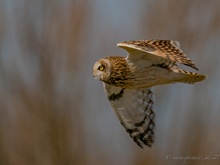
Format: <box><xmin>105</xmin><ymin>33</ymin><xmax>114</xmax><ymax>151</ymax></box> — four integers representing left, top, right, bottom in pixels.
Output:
<box><xmin>172</xmin><ymin>68</ymin><xmax>207</xmax><ymax>84</ymax></box>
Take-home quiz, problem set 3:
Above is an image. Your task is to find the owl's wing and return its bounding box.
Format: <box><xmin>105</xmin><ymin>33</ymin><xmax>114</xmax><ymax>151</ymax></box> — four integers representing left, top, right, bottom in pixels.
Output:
<box><xmin>117</xmin><ymin>40</ymin><xmax>198</xmax><ymax>70</ymax></box>
<box><xmin>104</xmin><ymin>83</ymin><xmax>155</xmax><ymax>148</ymax></box>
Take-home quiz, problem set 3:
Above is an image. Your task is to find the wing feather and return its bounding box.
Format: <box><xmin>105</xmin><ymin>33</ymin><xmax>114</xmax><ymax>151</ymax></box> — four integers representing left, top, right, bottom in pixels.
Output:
<box><xmin>104</xmin><ymin>83</ymin><xmax>155</xmax><ymax>148</ymax></box>
<box><xmin>117</xmin><ymin>39</ymin><xmax>198</xmax><ymax>70</ymax></box>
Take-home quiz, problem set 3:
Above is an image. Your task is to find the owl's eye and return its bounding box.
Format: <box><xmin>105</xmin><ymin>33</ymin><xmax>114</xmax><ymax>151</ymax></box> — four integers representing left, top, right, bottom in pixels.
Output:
<box><xmin>98</xmin><ymin>65</ymin><xmax>105</xmax><ymax>71</ymax></box>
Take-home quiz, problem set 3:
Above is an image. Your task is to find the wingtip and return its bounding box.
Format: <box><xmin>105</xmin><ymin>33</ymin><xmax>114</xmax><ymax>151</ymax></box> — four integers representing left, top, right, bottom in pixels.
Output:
<box><xmin>194</xmin><ymin>66</ymin><xmax>199</xmax><ymax>71</ymax></box>
<box><xmin>186</xmin><ymin>63</ymin><xmax>199</xmax><ymax>71</ymax></box>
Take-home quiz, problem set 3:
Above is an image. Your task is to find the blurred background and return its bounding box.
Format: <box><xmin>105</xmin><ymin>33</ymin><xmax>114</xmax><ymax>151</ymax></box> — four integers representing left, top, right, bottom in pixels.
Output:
<box><xmin>0</xmin><ymin>0</ymin><xmax>219</xmax><ymax>165</ymax></box>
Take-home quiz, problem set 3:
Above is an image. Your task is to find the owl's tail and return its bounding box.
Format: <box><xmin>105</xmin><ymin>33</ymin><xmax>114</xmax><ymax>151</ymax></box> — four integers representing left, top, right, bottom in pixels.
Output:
<box><xmin>172</xmin><ymin>68</ymin><xmax>207</xmax><ymax>84</ymax></box>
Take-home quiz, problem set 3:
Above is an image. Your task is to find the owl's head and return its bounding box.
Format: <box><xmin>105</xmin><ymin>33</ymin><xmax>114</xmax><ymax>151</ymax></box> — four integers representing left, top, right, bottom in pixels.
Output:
<box><xmin>93</xmin><ymin>58</ymin><xmax>111</xmax><ymax>82</ymax></box>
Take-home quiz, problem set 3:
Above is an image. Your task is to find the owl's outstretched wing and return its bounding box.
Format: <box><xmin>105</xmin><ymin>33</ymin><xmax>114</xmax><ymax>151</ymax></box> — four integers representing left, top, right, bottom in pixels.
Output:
<box><xmin>117</xmin><ymin>40</ymin><xmax>198</xmax><ymax>70</ymax></box>
<box><xmin>104</xmin><ymin>83</ymin><xmax>155</xmax><ymax>148</ymax></box>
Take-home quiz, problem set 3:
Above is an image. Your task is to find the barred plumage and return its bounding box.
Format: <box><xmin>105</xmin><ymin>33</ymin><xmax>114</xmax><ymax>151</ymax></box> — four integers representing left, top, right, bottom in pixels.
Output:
<box><xmin>93</xmin><ymin>39</ymin><xmax>206</xmax><ymax>148</ymax></box>
<box><xmin>118</xmin><ymin>39</ymin><xmax>198</xmax><ymax>70</ymax></box>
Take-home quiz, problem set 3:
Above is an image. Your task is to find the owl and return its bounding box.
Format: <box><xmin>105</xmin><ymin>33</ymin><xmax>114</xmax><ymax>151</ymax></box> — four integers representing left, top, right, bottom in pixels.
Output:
<box><xmin>92</xmin><ymin>39</ymin><xmax>206</xmax><ymax>148</ymax></box>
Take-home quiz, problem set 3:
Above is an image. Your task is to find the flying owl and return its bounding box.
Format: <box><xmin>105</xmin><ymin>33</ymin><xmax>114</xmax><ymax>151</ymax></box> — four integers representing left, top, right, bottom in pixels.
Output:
<box><xmin>92</xmin><ymin>39</ymin><xmax>206</xmax><ymax>148</ymax></box>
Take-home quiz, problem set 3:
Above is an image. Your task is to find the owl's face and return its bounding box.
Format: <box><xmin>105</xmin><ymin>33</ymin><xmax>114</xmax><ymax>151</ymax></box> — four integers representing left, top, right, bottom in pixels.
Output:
<box><xmin>93</xmin><ymin>59</ymin><xmax>111</xmax><ymax>82</ymax></box>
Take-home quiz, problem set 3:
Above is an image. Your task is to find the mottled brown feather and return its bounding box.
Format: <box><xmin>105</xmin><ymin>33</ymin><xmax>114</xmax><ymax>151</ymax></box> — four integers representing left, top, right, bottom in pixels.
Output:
<box><xmin>118</xmin><ymin>39</ymin><xmax>198</xmax><ymax>70</ymax></box>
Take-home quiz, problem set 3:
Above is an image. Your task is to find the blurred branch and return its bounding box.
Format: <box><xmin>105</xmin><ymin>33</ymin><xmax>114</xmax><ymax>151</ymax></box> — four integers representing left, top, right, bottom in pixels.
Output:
<box><xmin>0</xmin><ymin>1</ymin><xmax>91</xmax><ymax>164</ymax></box>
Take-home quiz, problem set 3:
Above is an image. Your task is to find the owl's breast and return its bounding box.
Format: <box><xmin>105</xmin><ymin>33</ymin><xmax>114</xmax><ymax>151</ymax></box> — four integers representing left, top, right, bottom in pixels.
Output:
<box><xmin>106</xmin><ymin>68</ymin><xmax>137</xmax><ymax>88</ymax></box>
<box><xmin>106</xmin><ymin>66</ymin><xmax>165</xmax><ymax>89</ymax></box>
<box><xmin>107</xmin><ymin>75</ymin><xmax>128</xmax><ymax>87</ymax></box>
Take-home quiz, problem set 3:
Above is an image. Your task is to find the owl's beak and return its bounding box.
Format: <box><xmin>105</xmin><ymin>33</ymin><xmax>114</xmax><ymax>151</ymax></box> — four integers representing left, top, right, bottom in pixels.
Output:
<box><xmin>93</xmin><ymin>74</ymin><xmax>101</xmax><ymax>80</ymax></box>
<box><xmin>93</xmin><ymin>62</ymin><xmax>103</xmax><ymax>80</ymax></box>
